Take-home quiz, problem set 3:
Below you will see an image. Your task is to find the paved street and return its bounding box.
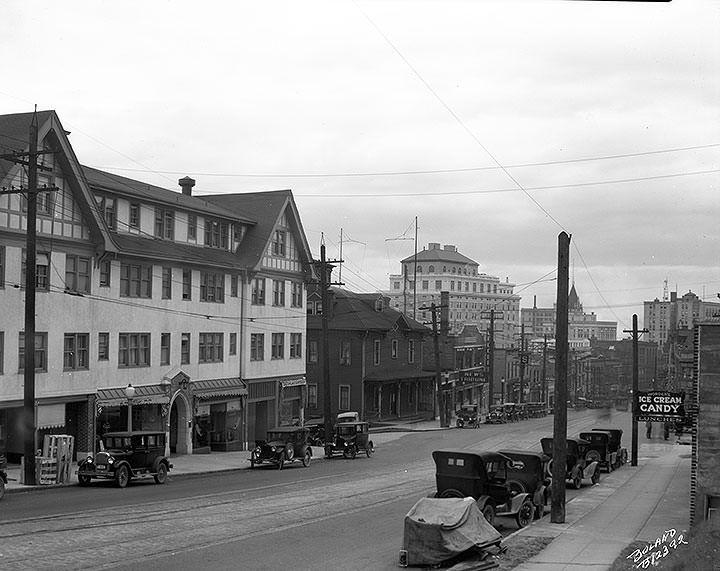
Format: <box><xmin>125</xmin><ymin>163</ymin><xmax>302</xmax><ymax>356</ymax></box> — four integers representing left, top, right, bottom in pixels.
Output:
<box><xmin>0</xmin><ymin>409</ymin><xmax>631</xmax><ymax>570</ymax></box>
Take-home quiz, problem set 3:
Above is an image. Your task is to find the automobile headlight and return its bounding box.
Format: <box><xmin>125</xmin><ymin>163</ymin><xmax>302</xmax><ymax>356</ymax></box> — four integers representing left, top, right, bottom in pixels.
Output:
<box><xmin>85</xmin><ymin>454</ymin><xmax>94</xmax><ymax>464</ymax></box>
<box><xmin>108</xmin><ymin>457</ymin><xmax>115</xmax><ymax>465</ymax></box>
<box><xmin>270</xmin><ymin>446</ymin><xmax>276</xmax><ymax>453</ymax></box>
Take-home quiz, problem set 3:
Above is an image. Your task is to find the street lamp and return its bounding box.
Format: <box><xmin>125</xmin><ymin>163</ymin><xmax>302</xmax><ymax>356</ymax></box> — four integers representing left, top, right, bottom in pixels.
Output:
<box><xmin>124</xmin><ymin>383</ymin><xmax>136</xmax><ymax>432</ymax></box>
<box><xmin>500</xmin><ymin>377</ymin><xmax>506</xmax><ymax>404</ymax></box>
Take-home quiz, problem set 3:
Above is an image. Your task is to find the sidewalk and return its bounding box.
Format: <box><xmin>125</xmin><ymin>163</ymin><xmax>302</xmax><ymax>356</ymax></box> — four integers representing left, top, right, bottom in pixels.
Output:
<box><xmin>3</xmin><ymin>418</ymin><xmax>446</xmax><ymax>494</ymax></box>
<box><xmin>509</xmin><ymin>439</ymin><xmax>691</xmax><ymax>571</ymax></box>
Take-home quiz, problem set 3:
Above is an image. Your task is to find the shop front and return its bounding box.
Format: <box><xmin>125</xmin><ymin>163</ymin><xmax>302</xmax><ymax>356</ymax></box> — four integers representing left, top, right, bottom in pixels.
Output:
<box><xmin>96</xmin><ymin>384</ymin><xmax>171</xmax><ymax>445</ymax></box>
<box><xmin>279</xmin><ymin>376</ymin><xmax>306</xmax><ymax>427</ymax></box>
<box><xmin>191</xmin><ymin>378</ymin><xmax>247</xmax><ymax>453</ymax></box>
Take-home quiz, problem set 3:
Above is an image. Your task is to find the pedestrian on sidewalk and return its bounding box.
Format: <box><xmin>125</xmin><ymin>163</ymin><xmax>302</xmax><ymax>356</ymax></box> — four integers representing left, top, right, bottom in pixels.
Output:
<box><xmin>646</xmin><ymin>420</ymin><xmax>653</xmax><ymax>439</ymax></box>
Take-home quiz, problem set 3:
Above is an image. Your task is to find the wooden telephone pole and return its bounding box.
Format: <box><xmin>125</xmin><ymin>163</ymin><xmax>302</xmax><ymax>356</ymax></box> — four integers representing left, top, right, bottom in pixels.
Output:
<box><xmin>624</xmin><ymin>314</ymin><xmax>649</xmax><ymax>467</ymax></box>
<box><xmin>1</xmin><ymin>110</ymin><xmax>57</xmax><ymax>485</ymax></box>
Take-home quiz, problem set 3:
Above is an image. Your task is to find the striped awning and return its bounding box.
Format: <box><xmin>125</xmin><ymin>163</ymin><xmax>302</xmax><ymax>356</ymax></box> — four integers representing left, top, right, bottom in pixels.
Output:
<box><xmin>96</xmin><ymin>384</ymin><xmax>170</xmax><ymax>406</ymax></box>
<box><xmin>192</xmin><ymin>377</ymin><xmax>247</xmax><ymax>399</ymax></box>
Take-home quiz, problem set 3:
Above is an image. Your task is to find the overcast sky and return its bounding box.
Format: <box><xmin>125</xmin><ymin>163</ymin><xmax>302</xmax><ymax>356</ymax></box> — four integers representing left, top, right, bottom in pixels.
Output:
<box><xmin>2</xmin><ymin>0</ymin><xmax>718</xmax><ymax>335</ymax></box>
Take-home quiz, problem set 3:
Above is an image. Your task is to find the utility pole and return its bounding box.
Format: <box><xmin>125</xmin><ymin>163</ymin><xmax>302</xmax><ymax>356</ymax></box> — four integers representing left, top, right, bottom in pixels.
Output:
<box><xmin>518</xmin><ymin>322</ymin><xmax>527</xmax><ymax>404</ymax></box>
<box><xmin>625</xmin><ymin>314</ymin><xmax>649</xmax><ymax>467</ymax></box>
<box><xmin>551</xmin><ymin>232</ymin><xmax>571</xmax><ymax>523</ymax></box>
<box><xmin>541</xmin><ymin>334</ymin><xmax>548</xmax><ymax>408</ymax></box>
<box><xmin>481</xmin><ymin>309</ymin><xmax>503</xmax><ymax>406</ymax></box>
<box><xmin>419</xmin><ymin>300</ymin><xmax>448</xmax><ymax>427</ymax></box>
<box><xmin>1</xmin><ymin>111</ymin><xmax>56</xmax><ymax>486</ymax></box>
<box><xmin>314</xmin><ymin>243</ymin><xmax>342</xmax><ymax>447</ymax></box>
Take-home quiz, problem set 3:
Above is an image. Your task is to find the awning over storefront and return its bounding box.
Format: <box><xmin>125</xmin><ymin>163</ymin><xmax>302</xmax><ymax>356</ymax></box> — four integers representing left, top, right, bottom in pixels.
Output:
<box><xmin>37</xmin><ymin>403</ymin><xmax>65</xmax><ymax>429</ymax></box>
<box><xmin>192</xmin><ymin>377</ymin><xmax>248</xmax><ymax>399</ymax></box>
<box><xmin>96</xmin><ymin>385</ymin><xmax>171</xmax><ymax>406</ymax></box>
<box><xmin>280</xmin><ymin>376</ymin><xmax>306</xmax><ymax>388</ymax></box>
<box><xmin>364</xmin><ymin>372</ymin><xmax>435</xmax><ymax>384</ymax></box>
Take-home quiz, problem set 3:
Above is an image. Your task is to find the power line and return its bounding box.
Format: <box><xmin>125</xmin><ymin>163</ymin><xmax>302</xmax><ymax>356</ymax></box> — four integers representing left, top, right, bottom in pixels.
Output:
<box><xmin>93</xmin><ymin>142</ymin><xmax>720</xmax><ymax>179</ymax></box>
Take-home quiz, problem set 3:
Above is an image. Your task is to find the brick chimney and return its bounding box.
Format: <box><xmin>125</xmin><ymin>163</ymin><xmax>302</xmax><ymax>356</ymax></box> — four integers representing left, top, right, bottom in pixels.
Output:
<box><xmin>178</xmin><ymin>176</ymin><xmax>195</xmax><ymax>196</ymax></box>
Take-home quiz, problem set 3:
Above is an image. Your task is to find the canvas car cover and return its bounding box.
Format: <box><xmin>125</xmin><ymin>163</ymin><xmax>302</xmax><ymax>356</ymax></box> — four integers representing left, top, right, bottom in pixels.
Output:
<box><xmin>401</xmin><ymin>497</ymin><xmax>502</xmax><ymax>566</ymax></box>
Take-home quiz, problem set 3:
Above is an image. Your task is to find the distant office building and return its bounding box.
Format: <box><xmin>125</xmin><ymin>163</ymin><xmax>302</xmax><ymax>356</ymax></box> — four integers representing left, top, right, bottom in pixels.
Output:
<box><xmin>384</xmin><ymin>243</ymin><xmax>520</xmax><ymax>348</ymax></box>
<box><xmin>644</xmin><ymin>290</ymin><xmax>720</xmax><ymax>347</ymax></box>
<box><xmin>521</xmin><ymin>284</ymin><xmax>617</xmax><ymax>346</ymax></box>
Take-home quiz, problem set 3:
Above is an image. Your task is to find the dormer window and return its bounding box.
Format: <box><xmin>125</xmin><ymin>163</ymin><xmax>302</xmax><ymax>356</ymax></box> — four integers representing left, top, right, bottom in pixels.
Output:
<box><xmin>375</xmin><ymin>298</ymin><xmax>384</xmax><ymax>312</ymax></box>
<box><xmin>155</xmin><ymin>208</ymin><xmax>174</xmax><ymax>240</ymax></box>
<box><xmin>205</xmin><ymin>219</ymin><xmax>229</xmax><ymax>249</ymax></box>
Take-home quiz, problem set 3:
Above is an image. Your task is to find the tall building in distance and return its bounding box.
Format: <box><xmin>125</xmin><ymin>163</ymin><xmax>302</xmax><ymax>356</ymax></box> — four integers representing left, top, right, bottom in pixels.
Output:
<box><xmin>521</xmin><ymin>284</ymin><xmax>617</xmax><ymax>347</ymax></box>
<box><xmin>384</xmin><ymin>243</ymin><xmax>520</xmax><ymax>348</ymax></box>
<box><xmin>644</xmin><ymin>289</ymin><xmax>720</xmax><ymax>347</ymax></box>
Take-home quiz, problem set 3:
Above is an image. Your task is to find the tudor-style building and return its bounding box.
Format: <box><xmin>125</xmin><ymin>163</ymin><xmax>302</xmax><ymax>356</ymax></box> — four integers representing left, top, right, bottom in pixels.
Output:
<box><xmin>0</xmin><ymin>110</ymin><xmax>313</xmax><ymax>461</ymax></box>
<box><xmin>305</xmin><ymin>287</ymin><xmax>434</xmax><ymax>423</ymax></box>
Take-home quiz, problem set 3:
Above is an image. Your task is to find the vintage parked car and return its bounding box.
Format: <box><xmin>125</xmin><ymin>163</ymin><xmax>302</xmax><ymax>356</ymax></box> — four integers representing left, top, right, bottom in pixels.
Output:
<box><xmin>515</xmin><ymin>403</ymin><xmax>529</xmax><ymax>421</ymax></box>
<box><xmin>498</xmin><ymin>449</ymin><xmax>552</xmax><ymax>520</ymax></box>
<box><xmin>579</xmin><ymin>430</ymin><xmax>622</xmax><ymax>472</ymax></box>
<box><xmin>431</xmin><ymin>449</ymin><xmax>538</xmax><ymax>529</ymax></box>
<box><xmin>250</xmin><ymin>427</ymin><xmax>312</xmax><ymax>469</ymax></box>
<box><xmin>304</xmin><ymin>417</ymin><xmax>326</xmax><ymax>446</ymax></box>
<box><xmin>503</xmin><ymin>403</ymin><xmax>518</xmax><ymax>422</ymax></box>
<box><xmin>591</xmin><ymin>428</ymin><xmax>628</xmax><ymax>467</ymax></box>
<box><xmin>455</xmin><ymin>404</ymin><xmax>481</xmax><ymax>428</ymax></box>
<box><xmin>77</xmin><ymin>431</ymin><xmax>172</xmax><ymax>488</ymax></box>
<box><xmin>324</xmin><ymin>421</ymin><xmax>374</xmax><ymax>459</ymax></box>
<box><xmin>485</xmin><ymin>405</ymin><xmax>507</xmax><ymax>424</ymax></box>
<box><xmin>540</xmin><ymin>436</ymin><xmax>600</xmax><ymax>489</ymax></box>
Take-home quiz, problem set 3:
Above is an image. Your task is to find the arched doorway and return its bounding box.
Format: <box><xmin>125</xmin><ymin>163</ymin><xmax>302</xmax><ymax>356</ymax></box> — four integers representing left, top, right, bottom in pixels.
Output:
<box><xmin>168</xmin><ymin>392</ymin><xmax>191</xmax><ymax>456</ymax></box>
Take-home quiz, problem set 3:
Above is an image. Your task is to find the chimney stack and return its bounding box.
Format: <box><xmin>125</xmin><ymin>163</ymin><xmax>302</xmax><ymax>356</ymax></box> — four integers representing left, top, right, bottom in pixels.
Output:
<box><xmin>179</xmin><ymin>176</ymin><xmax>196</xmax><ymax>196</ymax></box>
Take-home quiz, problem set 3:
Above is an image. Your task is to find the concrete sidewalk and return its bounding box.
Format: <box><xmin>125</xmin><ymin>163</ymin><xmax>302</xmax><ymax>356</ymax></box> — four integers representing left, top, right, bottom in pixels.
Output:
<box><xmin>510</xmin><ymin>439</ymin><xmax>691</xmax><ymax>571</ymax></box>
<box><xmin>2</xmin><ymin>418</ymin><xmax>446</xmax><ymax>493</ymax></box>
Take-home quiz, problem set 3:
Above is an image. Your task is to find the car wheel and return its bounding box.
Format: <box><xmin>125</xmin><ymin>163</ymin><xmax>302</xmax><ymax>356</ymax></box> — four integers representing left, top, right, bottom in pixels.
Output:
<box><xmin>585</xmin><ymin>450</ymin><xmax>601</xmax><ymax>464</ymax></box>
<box><xmin>366</xmin><ymin>442</ymin><xmax>375</xmax><ymax>457</ymax></box>
<box><xmin>456</xmin><ymin>419</ymin><xmax>463</xmax><ymax>428</ymax></box>
<box><xmin>439</xmin><ymin>488</ymin><xmax>464</xmax><ymax>499</ymax></box>
<box><xmin>302</xmin><ymin>450</ymin><xmax>311</xmax><ymax>467</ymax></box>
<box><xmin>115</xmin><ymin>465</ymin><xmax>130</xmax><ymax>488</ymax></box>
<box><xmin>154</xmin><ymin>463</ymin><xmax>168</xmax><ymax>484</ymax></box>
<box><xmin>481</xmin><ymin>503</ymin><xmax>496</xmax><ymax>527</ymax></box>
<box><xmin>278</xmin><ymin>453</ymin><xmax>285</xmax><ymax>470</ymax></box>
<box><xmin>516</xmin><ymin>500</ymin><xmax>534</xmax><ymax>528</ymax></box>
<box><xmin>343</xmin><ymin>446</ymin><xmax>357</xmax><ymax>460</ymax></box>
<box><xmin>78</xmin><ymin>473</ymin><xmax>92</xmax><ymax>487</ymax></box>
<box><xmin>572</xmin><ymin>475</ymin><xmax>582</xmax><ymax>490</ymax></box>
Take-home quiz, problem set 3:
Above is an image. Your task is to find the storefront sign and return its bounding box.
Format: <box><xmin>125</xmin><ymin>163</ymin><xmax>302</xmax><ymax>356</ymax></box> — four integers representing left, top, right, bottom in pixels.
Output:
<box><xmin>634</xmin><ymin>390</ymin><xmax>686</xmax><ymax>422</ymax></box>
<box><xmin>281</xmin><ymin>377</ymin><xmax>306</xmax><ymax>388</ymax></box>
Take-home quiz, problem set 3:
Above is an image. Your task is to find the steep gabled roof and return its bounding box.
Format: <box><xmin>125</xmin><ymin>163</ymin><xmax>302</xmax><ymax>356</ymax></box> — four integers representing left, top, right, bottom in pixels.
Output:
<box><xmin>204</xmin><ymin>190</ymin><xmax>313</xmax><ymax>271</ymax></box>
<box><xmin>325</xmin><ymin>288</ymin><xmax>430</xmax><ymax>334</ymax></box>
<box><xmin>82</xmin><ymin>166</ymin><xmax>249</xmax><ymax>222</ymax></box>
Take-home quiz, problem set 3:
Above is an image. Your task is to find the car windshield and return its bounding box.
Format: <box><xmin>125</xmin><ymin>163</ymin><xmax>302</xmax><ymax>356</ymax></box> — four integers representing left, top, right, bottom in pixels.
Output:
<box><xmin>267</xmin><ymin>432</ymin><xmax>290</xmax><ymax>441</ymax></box>
<box><xmin>337</xmin><ymin>425</ymin><xmax>357</xmax><ymax>436</ymax></box>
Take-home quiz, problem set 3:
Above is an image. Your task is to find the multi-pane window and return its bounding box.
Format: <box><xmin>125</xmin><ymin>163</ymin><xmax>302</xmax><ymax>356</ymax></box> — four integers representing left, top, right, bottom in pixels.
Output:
<box><xmin>251</xmin><ymin>278</ymin><xmax>265</xmax><ymax>305</ymax></box>
<box><xmin>391</xmin><ymin>339</ymin><xmax>398</xmax><ymax>359</ymax></box>
<box><xmin>271</xmin><ymin>333</ymin><xmax>284</xmax><ymax>359</ymax></box>
<box><xmin>96</xmin><ymin>196</ymin><xmax>116</xmax><ymax>230</ymax></box>
<box><xmin>18</xmin><ymin>332</ymin><xmax>48</xmax><ymax>372</ymax></box>
<box><xmin>408</xmin><ymin>340</ymin><xmax>416</xmax><ymax>364</ymax></box>
<box><xmin>229</xmin><ymin>332</ymin><xmax>237</xmax><ymax>356</ymax></box>
<box><xmin>160</xmin><ymin>333</ymin><xmax>171</xmax><ymax>365</ymax></box>
<box><xmin>21</xmin><ymin>250</ymin><xmax>50</xmax><ymax>291</ymax></box>
<box><xmin>290</xmin><ymin>333</ymin><xmax>302</xmax><ymax>359</ymax></box>
<box><xmin>187</xmin><ymin>214</ymin><xmax>197</xmax><ymax>240</ymax></box>
<box><xmin>291</xmin><ymin>282</ymin><xmax>303</xmax><ymax>308</ymax></box>
<box><xmin>99</xmin><ymin>259</ymin><xmax>111</xmax><ymax>287</ymax></box>
<box><xmin>307</xmin><ymin>383</ymin><xmax>318</xmax><ymax>408</ymax></box>
<box><xmin>307</xmin><ymin>340</ymin><xmax>318</xmax><ymax>363</ymax></box>
<box><xmin>199</xmin><ymin>333</ymin><xmax>223</xmax><ymax>363</ymax></box>
<box><xmin>204</xmin><ymin>219</ymin><xmax>228</xmax><ymax>249</ymax></box>
<box><xmin>0</xmin><ymin>331</ymin><xmax>3</xmax><ymax>374</ymax></box>
<box><xmin>373</xmin><ymin>340</ymin><xmax>381</xmax><ymax>365</ymax></box>
<box><xmin>182</xmin><ymin>270</ymin><xmax>192</xmax><ymax>300</ymax></box>
<box><xmin>181</xmin><ymin>333</ymin><xmax>190</xmax><ymax>364</ymax></box>
<box><xmin>272</xmin><ymin>230</ymin><xmax>287</xmax><ymax>256</ymax></box>
<box><xmin>118</xmin><ymin>333</ymin><xmax>151</xmax><ymax>367</ymax></box>
<box><xmin>155</xmin><ymin>208</ymin><xmax>174</xmax><ymax>240</ymax></box>
<box><xmin>435</xmin><ymin>280</ymin><xmax>442</xmax><ymax>290</ymax></box>
<box><xmin>339</xmin><ymin>385</ymin><xmax>350</xmax><ymax>411</ymax></box>
<box><xmin>0</xmin><ymin>246</ymin><xmax>5</xmax><ymax>288</ymax></box>
<box><xmin>250</xmin><ymin>333</ymin><xmax>264</xmax><ymax>361</ymax></box>
<box><xmin>230</xmin><ymin>275</ymin><xmax>238</xmax><ymax>297</ymax></box>
<box><xmin>63</xmin><ymin>333</ymin><xmax>89</xmax><ymax>370</ymax></box>
<box><xmin>120</xmin><ymin>263</ymin><xmax>152</xmax><ymax>298</ymax></box>
<box><xmin>129</xmin><ymin>203</ymin><xmax>140</xmax><ymax>229</ymax></box>
<box><xmin>98</xmin><ymin>332</ymin><xmax>109</xmax><ymax>361</ymax></box>
<box><xmin>200</xmin><ymin>272</ymin><xmax>224</xmax><ymax>303</ymax></box>
<box><xmin>340</xmin><ymin>340</ymin><xmax>351</xmax><ymax>366</ymax></box>
<box><xmin>272</xmin><ymin>280</ymin><xmax>285</xmax><ymax>306</ymax></box>
<box><xmin>162</xmin><ymin>267</ymin><xmax>172</xmax><ymax>299</ymax></box>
